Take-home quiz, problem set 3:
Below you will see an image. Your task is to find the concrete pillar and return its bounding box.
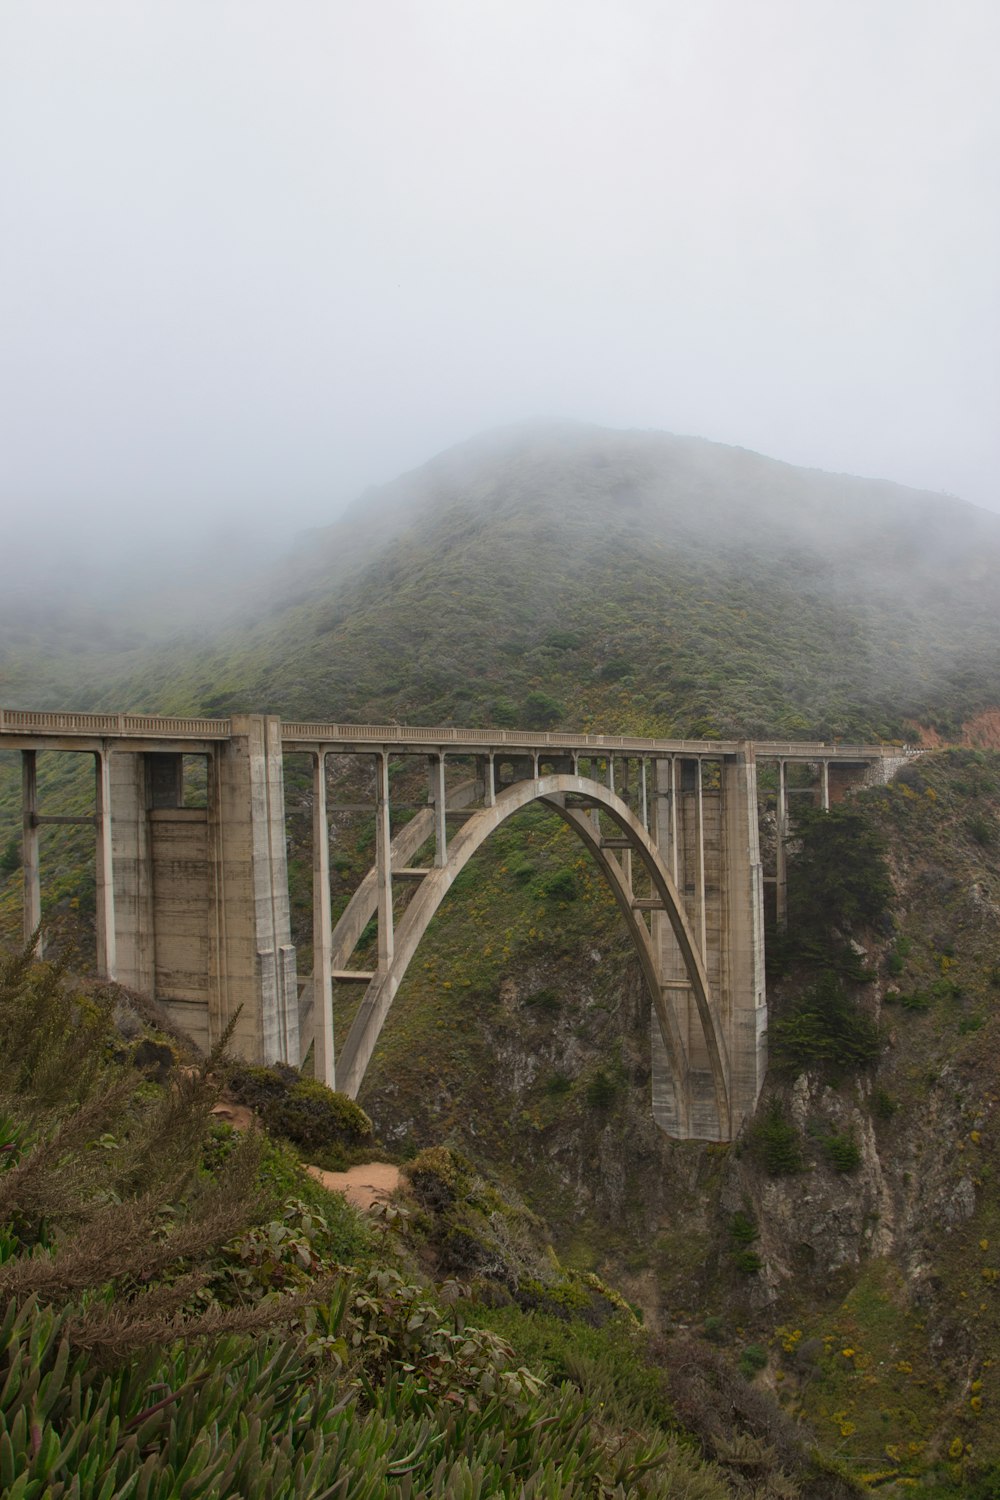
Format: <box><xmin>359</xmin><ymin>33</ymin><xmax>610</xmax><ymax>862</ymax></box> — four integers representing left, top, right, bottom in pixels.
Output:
<box><xmin>431</xmin><ymin>754</ymin><xmax>447</xmax><ymax>867</ymax></box>
<box><xmin>94</xmin><ymin>749</ymin><xmax>117</xmax><ymax>980</ymax></box>
<box><xmin>111</xmin><ymin>752</ymin><xmax>155</xmax><ymax>994</ymax></box>
<box><xmin>486</xmin><ymin>752</ymin><xmax>496</xmax><ymax>806</ymax></box>
<box><xmin>669</xmin><ymin>758</ymin><xmax>679</xmax><ymax>883</ymax></box>
<box><xmin>650</xmin><ymin>758</ymin><xmax>689</xmax><ymax>1138</ymax></box>
<box><xmin>820</xmin><ymin>760</ymin><xmax>830</xmax><ymax>811</ymax></box>
<box><xmin>376</xmin><ymin>752</ymin><xmax>394</xmax><ymax>970</ymax></box>
<box><xmin>211</xmin><ymin>716</ymin><xmax>298</xmax><ymax>1065</ymax></box>
<box><xmin>719</xmin><ymin>746</ymin><xmax>767</xmax><ymax>1130</ymax></box>
<box><xmin>21</xmin><ymin>751</ymin><xmax>41</xmax><ymax>953</ymax></box>
<box><xmin>619</xmin><ymin>760</ymin><xmax>632</xmax><ymax>882</ymax></box>
<box><xmin>640</xmin><ymin>759</ymin><xmax>648</xmax><ymax>831</ymax></box>
<box><xmin>312</xmin><ymin>749</ymin><xmax>335</xmax><ymax>1087</ymax></box>
<box><xmin>776</xmin><ymin>759</ymin><xmax>788</xmax><ymax>930</ymax></box>
<box><xmin>695</xmin><ymin>761</ymin><xmax>707</xmax><ymax>962</ymax></box>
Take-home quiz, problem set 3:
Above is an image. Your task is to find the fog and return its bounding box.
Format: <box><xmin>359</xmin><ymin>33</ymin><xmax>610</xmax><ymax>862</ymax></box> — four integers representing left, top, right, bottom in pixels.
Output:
<box><xmin>1</xmin><ymin>0</ymin><xmax>998</xmax><ymax>586</ymax></box>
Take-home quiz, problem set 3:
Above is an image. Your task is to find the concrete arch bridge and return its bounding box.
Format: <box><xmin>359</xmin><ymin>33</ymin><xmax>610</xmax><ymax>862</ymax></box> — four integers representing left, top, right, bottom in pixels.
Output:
<box><xmin>0</xmin><ymin>709</ymin><xmax>911</xmax><ymax>1141</ymax></box>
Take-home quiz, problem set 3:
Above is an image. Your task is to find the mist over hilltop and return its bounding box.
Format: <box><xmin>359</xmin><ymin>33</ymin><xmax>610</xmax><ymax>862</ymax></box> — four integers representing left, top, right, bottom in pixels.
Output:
<box><xmin>7</xmin><ymin>421</ymin><xmax>998</xmax><ymax>748</ymax></box>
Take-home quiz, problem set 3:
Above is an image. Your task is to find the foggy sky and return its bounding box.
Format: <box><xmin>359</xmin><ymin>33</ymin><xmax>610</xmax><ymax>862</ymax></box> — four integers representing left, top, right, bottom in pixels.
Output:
<box><xmin>2</xmin><ymin>0</ymin><xmax>998</xmax><ymax>569</ymax></box>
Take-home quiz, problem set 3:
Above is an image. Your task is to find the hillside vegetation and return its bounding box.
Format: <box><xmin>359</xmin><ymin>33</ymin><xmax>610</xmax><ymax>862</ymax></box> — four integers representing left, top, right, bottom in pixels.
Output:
<box><xmin>4</xmin><ymin>424</ymin><xmax>1000</xmax><ymax>1491</ymax></box>
<box><xmin>4</xmin><ymin>423</ymin><xmax>1000</xmax><ymax>742</ymax></box>
<box><xmin>0</xmin><ymin>948</ymin><xmax>864</xmax><ymax>1498</ymax></box>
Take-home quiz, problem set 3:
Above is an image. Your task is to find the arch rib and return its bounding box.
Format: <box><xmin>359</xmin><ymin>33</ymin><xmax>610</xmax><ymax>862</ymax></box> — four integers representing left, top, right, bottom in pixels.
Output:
<box><xmin>335</xmin><ymin>773</ymin><xmax>732</xmax><ymax>1137</ymax></box>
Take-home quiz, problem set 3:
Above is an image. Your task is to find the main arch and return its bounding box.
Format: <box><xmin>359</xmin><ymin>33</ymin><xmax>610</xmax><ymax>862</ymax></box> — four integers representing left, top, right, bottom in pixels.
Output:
<box><xmin>330</xmin><ymin>771</ymin><xmax>735</xmax><ymax>1141</ymax></box>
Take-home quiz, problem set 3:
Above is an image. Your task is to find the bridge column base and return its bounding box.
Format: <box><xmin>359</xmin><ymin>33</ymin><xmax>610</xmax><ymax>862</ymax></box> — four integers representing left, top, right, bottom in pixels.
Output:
<box><xmin>109</xmin><ymin>716</ymin><xmax>299</xmax><ymax>1066</ymax></box>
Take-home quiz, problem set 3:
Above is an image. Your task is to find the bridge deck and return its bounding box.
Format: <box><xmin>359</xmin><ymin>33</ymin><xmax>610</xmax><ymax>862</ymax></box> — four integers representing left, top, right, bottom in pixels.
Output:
<box><xmin>0</xmin><ymin>708</ymin><xmax>909</xmax><ymax>763</ymax></box>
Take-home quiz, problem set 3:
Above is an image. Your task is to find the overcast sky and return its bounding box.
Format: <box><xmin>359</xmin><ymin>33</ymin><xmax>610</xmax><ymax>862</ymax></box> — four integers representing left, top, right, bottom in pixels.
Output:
<box><xmin>2</xmin><ymin>0</ymin><xmax>998</xmax><ymax>568</ymax></box>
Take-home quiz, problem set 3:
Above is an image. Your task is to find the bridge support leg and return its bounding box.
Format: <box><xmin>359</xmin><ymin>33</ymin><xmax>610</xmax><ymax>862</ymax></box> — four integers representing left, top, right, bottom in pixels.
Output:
<box><xmin>376</xmin><ymin>753</ymin><xmax>394</xmax><ymax>969</ymax></box>
<box><xmin>649</xmin><ymin>750</ymin><xmax>766</xmax><ymax>1139</ymax></box>
<box><xmin>431</xmin><ymin>755</ymin><xmax>447</xmax><ymax>866</ymax></box>
<box><xmin>110</xmin><ymin>752</ymin><xmax>155</xmax><ymax>995</ymax></box>
<box><xmin>21</xmin><ymin>751</ymin><xmax>42</xmax><ymax>954</ymax></box>
<box><xmin>721</xmin><ymin>747</ymin><xmax>767</xmax><ymax>1129</ymax></box>
<box><xmin>94</xmin><ymin>749</ymin><xmax>117</xmax><ymax>981</ymax></box>
<box><xmin>212</xmin><ymin>716</ymin><xmax>298</xmax><ymax>1065</ymax></box>
<box><xmin>312</xmin><ymin>750</ymin><xmax>335</xmax><ymax>1087</ymax></box>
<box><xmin>776</xmin><ymin>759</ymin><xmax>788</xmax><ymax>930</ymax></box>
<box><xmin>650</xmin><ymin>757</ymin><xmax>691</xmax><ymax>1137</ymax></box>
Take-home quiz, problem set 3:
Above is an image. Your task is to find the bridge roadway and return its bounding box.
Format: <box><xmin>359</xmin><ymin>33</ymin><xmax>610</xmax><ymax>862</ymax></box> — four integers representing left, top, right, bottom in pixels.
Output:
<box><xmin>0</xmin><ymin>705</ymin><xmax>909</xmax><ymax>762</ymax></box>
<box><xmin>0</xmin><ymin>709</ymin><xmax>911</xmax><ymax>1141</ymax></box>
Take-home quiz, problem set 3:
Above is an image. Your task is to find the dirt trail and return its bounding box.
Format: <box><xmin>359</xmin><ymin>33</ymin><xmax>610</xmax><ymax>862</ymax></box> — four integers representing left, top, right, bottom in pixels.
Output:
<box><xmin>306</xmin><ymin>1162</ymin><xmax>402</xmax><ymax>1211</ymax></box>
<box><xmin>209</xmin><ymin>1101</ymin><xmax>403</xmax><ymax>1213</ymax></box>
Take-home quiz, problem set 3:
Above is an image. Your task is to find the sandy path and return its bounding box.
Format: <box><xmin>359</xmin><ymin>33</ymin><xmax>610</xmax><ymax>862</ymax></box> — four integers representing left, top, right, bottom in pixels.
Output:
<box><xmin>208</xmin><ymin>1100</ymin><xmax>402</xmax><ymax>1212</ymax></box>
<box><xmin>306</xmin><ymin>1162</ymin><xmax>403</xmax><ymax>1211</ymax></box>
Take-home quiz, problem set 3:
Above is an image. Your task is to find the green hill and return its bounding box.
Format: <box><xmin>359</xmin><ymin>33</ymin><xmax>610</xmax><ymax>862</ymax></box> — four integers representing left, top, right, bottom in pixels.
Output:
<box><xmin>5</xmin><ymin>422</ymin><xmax>1000</xmax><ymax>741</ymax></box>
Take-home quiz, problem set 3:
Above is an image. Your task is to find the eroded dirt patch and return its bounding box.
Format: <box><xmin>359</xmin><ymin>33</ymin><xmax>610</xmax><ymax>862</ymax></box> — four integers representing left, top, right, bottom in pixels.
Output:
<box><xmin>306</xmin><ymin>1162</ymin><xmax>403</xmax><ymax>1212</ymax></box>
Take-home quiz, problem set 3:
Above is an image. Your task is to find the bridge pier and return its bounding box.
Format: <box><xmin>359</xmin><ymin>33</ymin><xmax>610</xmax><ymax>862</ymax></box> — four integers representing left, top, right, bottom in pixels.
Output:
<box><xmin>20</xmin><ymin>751</ymin><xmax>42</xmax><ymax>953</ymax></box>
<box><xmin>312</xmin><ymin>748</ymin><xmax>335</xmax><ymax>1087</ymax></box>
<box><xmin>650</xmin><ymin>748</ymin><xmax>766</xmax><ymax>1139</ymax></box>
<box><xmin>108</xmin><ymin>717</ymin><xmax>299</xmax><ymax>1062</ymax></box>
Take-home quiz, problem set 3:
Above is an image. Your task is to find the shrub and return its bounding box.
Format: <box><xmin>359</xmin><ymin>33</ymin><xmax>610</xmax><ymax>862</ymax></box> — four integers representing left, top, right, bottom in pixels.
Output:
<box><xmin>586</xmin><ymin>1070</ymin><xmax>620</xmax><ymax>1110</ymax></box>
<box><xmin>524</xmin><ymin>986</ymin><xmax>561</xmax><ymax>1013</ymax></box>
<box><xmin>540</xmin><ymin>868</ymin><xmax>578</xmax><ymax>901</ymax></box>
<box><xmin>967</xmin><ymin>813</ymin><xmax>995</xmax><ymax>848</ymax></box>
<box><xmin>779</xmin><ymin>804</ymin><xmax>893</xmax><ymax>979</ymax></box>
<box><xmin>871</xmin><ymin>1087</ymin><xmax>897</xmax><ymax>1120</ymax></box>
<box><xmin>824</xmin><ymin>1133</ymin><xmax>861</xmax><ymax>1172</ymax></box>
<box><xmin>751</xmin><ymin>1100</ymin><xmax>803</xmax><ymax>1176</ymax></box>
<box><xmin>770</xmin><ymin>971</ymin><xmax>882</xmax><ymax>1077</ymax></box>
<box><xmin>734</xmin><ymin>1250</ymin><xmax>764</xmax><ymax>1275</ymax></box>
<box><xmin>407</xmin><ymin>1144</ymin><xmax>463</xmax><ymax>1210</ymax></box>
<box><xmin>738</xmin><ymin>1342</ymin><xmax>768</xmax><ymax>1377</ymax></box>
<box><xmin>895</xmin><ymin>988</ymin><xmax>931</xmax><ymax>1011</ymax></box>
<box><xmin>522</xmin><ymin>690</ymin><xmax>564</xmax><ymax>729</ymax></box>
<box><xmin>228</xmin><ymin>1065</ymin><xmax>372</xmax><ymax>1156</ymax></box>
<box><xmin>729</xmin><ymin>1211</ymin><xmax>758</xmax><ymax>1246</ymax></box>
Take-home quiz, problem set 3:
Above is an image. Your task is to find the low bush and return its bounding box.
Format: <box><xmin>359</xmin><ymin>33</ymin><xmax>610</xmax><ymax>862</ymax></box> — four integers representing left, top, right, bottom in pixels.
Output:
<box><xmin>738</xmin><ymin>1342</ymin><xmax>768</xmax><ymax>1378</ymax></box>
<box><xmin>824</xmin><ymin>1133</ymin><xmax>861</xmax><ymax>1173</ymax></box>
<box><xmin>751</xmin><ymin>1100</ymin><xmax>803</xmax><ymax>1176</ymax></box>
<box><xmin>734</xmin><ymin>1249</ymin><xmax>764</xmax><ymax>1275</ymax></box>
<box><xmin>228</xmin><ymin>1065</ymin><xmax>372</xmax><ymax>1159</ymax></box>
<box><xmin>586</xmin><ymin>1069</ymin><xmax>620</xmax><ymax>1110</ymax></box>
<box><xmin>540</xmin><ymin>868</ymin><xmax>578</xmax><ymax>901</ymax></box>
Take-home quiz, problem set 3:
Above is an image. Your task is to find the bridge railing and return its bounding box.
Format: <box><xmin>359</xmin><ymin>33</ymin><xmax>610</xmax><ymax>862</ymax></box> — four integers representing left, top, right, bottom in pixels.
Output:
<box><xmin>0</xmin><ymin>708</ymin><xmax>912</xmax><ymax>761</ymax></box>
<box><xmin>0</xmin><ymin>709</ymin><xmax>232</xmax><ymax>739</ymax></box>
<box><xmin>280</xmin><ymin>721</ymin><xmax>909</xmax><ymax>759</ymax></box>
<box><xmin>280</xmin><ymin>721</ymin><xmax>728</xmax><ymax>752</ymax></box>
